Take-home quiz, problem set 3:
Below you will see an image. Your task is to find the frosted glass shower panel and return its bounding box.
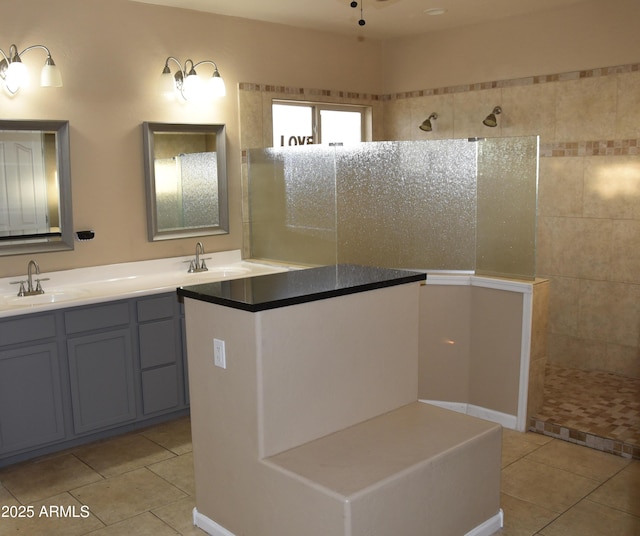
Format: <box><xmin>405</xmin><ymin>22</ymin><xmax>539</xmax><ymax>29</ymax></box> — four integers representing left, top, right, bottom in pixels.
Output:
<box><xmin>335</xmin><ymin>140</ymin><xmax>476</xmax><ymax>269</ymax></box>
<box><xmin>247</xmin><ymin>137</ymin><xmax>538</xmax><ymax>278</ymax></box>
<box><xmin>476</xmin><ymin>136</ymin><xmax>538</xmax><ymax>279</ymax></box>
<box><xmin>248</xmin><ymin>145</ymin><xmax>337</xmax><ymax>265</ymax></box>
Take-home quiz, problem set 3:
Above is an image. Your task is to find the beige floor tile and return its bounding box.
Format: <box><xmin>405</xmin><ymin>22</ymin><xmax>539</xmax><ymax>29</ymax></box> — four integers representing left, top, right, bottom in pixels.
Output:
<box><xmin>501</xmin><ymin>458</ymin><xmax>599</xmax><ymax>513</ymax></box>
<box><xmin>0</xmin><ymin>483</ymin><xmax>18</xmax><ymax>505</ymax></box>
<box><xmin>587</xmin><ymin>460</ymin><xmax>640</xmax><ymax>517</ymax></box>
<box><xmin>73</xmin><ymin>433</ymin><xmax>175</xmax><ymax>478</ymax></box>
<box><xmin>524</xmin><ymin>437</ymin><xmax>631</xmax><ymax>482</ymax></box>
<box><xmin>539</xmin><ymin>498</ymin><xmax>640</xmax><ymax>536</ymax></box>
<box><xmin>0</xmin><ymin>492</ymin><xmax>104</xmax><ymax>536</ymax></box>
<box><xmin>70</xmin><ymin>467</ymin><xmax>187</xmax><ymax>525</ymax></box>
<box><xmin>83</xmin><ymin>512</ymin><xmax>179</xmax><ymax>535</ymax></box>
<box><xmin>148</xmin><ymin>452</ymin><xmax>195</xmax><ymax>496</ymax></box>
<box><xmin>501</xmin><ymin>430</ymin><xmax>550</xmax><ymax>468</ymax></box>
<box><xmin>153</xmin><ymin>496</ymin><xmax>209</xmax><ymax>535</ymax></box>
<box><xmin>494</xmin><ymin>492</ymin><xmax>558</xmax><ymax>536</ymax></box>
<box><xmin>0</xmin><ymin>454</ymin><xmax>102</xmax><ymax>503</ymax></box>
<box><xmin>141</xmin><ymin>417</ymin><xmax>193</xmax><ymax>456</ymax></box>
<box><xmin>520</xmin><ymin>432</ymin><xmax>554</xmax><ymax>446</ymax></box>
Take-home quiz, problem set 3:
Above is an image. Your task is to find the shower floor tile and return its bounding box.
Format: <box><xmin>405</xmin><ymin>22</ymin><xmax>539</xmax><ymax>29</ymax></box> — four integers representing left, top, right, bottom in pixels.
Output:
<box><xmin>530</xmin><ymin>364</ymin><xmax>640</xmax><ymax>459</ymax></box>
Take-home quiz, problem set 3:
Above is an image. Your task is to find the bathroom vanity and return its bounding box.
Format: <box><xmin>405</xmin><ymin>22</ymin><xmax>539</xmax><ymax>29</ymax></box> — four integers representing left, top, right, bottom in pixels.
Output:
<box><xmin>0</xmin><ymin>250</ymin><xmax>287</xmax><ymax>467</ymax></box>
<box><xmin>178</xmin><ymin>265</ymin><xmax>503</xmax><ymax>536</ymax></box>
<box><xmin>0</xmin><ymin>293</ymin><xmax>187</xmax><ymax>465</ymax></box>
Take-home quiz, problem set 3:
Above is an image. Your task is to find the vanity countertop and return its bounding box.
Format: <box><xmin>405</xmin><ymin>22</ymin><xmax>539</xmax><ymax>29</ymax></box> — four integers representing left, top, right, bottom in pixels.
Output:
<box><xmin>0</xmin><ymin>250</ymin><xmax>290</xmax><ymax>319</ymax></box>
<box><xmin>177</xmin><ymin>264</ymin><xmax>426</xmax><ymax>312</ymax></box>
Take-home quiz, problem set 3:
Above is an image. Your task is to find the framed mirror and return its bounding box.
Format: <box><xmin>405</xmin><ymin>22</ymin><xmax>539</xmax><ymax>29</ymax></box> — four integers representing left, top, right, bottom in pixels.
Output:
<box><xmin>143</xmin><ymin>122</ymin><xmax>229</xmax><ymax>241</ymax></box>
<box><xmin>0</xmin><ymin>120</ymin><xmax>73</xmax><ymax>256</ymax></box>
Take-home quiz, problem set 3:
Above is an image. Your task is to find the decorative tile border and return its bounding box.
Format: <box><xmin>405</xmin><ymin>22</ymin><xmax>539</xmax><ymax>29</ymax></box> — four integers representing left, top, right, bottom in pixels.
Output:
<box><xmin>529</xmin><ymin>417</ymin><xmax>640</xmax><ymax>460</ymax></box>
<box><xmin>384</xmin><ymin>62</ymin><xmax>640</xmax><ymax>101</ymax></box>
<box><xmin>238</xmin><ymin>82</ymin><xmax>380</xmax><ymax>101</ymax></box>
<box><xmin>240</xmin><ymin>62</ymin><xmax>640</xmax><ymax>102</ymax></box>
<box><xmin>540</xmin><ymin>139</ymin><xmax>640</xmax><ymax>157</ymax></box>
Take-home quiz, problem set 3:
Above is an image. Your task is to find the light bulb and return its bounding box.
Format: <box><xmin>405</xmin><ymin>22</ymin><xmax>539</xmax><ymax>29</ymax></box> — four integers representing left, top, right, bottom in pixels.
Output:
<box><xmin>182</xmin><ymin>71</ymin><xmax>203</xmax><ymax>101</ymax></box>
<box><xmin>5</xmin><ymin>60</ymin><xmax>28</xmax><ymax>93</ymax></box>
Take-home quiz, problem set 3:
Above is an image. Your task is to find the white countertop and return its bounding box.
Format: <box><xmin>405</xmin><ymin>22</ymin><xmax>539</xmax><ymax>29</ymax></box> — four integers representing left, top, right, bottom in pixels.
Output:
<box><xmin>0</xmin><ymin>250</ymin><xmax>289</xmax><ymax>319</ymax></box>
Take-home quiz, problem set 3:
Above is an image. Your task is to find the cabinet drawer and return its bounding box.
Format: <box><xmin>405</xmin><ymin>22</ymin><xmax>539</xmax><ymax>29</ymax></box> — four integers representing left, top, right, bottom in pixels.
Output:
<box><xmin>65</xmin><ymin>302</ymin><xmax>130</xmax><ymax>335</ymax></box>
<box><xmin>0</xmin><ymin>314</ymin><xmax>56</xmax><ymax>346</ymax></box>
<box><xmin>142</xmin><ymin>365</ymin><xmax>179</xmax><ymax>414</ymax></box>
<box><xmin>137</xmin><ymin>294</ymin><xmax>176</xmax><ymax>322</ymax></box>
<box><xmin>139</xmin><ymin>319</ymin><xmax>178</xmax><ymax>369</ymax></box>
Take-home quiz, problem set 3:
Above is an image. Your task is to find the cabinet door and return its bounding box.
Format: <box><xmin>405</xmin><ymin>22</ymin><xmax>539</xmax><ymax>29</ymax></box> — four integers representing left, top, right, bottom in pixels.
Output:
<box><xmin>67</xmin><ymin>329</ymin><xmax>136</xmax><ymax>434</ymax></box>
<box><xmin>142</xmin><ymin>365</ymin><xmax>179</xmax><ymax>414</ymax></box>
<box><xmin>0</xmin><ymin>343</ymin><xmax>65</xmax><ymax>454</ymax></box>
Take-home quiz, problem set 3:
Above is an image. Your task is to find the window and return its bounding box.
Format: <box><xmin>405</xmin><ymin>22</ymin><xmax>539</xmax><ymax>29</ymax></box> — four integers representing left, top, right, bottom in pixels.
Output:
<box><xmin>272</xmin><ymin>100</ymin><xmax>368</xmax><ymax>147</ymax></box>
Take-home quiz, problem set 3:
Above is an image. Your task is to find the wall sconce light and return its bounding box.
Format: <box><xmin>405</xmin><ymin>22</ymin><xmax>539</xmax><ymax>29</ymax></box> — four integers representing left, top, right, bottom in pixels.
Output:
<box><xmin>419</xmin><ymin>113</ymin><xmax>438</xmax><ymax>132</ymax></box>
<box><xmin>160</xmin><ymin>56</ymin><xmax>225</xmax><ymax>102</ymax></box>
<box><xmin>483</xmin><ymin>106</ymin><xmax>502</xmax><ymax>127</ymax></box>
<box><xmin>0</xmin><ymin>43</ymin><xmax>62</xmax><ymax>96</ymax></box>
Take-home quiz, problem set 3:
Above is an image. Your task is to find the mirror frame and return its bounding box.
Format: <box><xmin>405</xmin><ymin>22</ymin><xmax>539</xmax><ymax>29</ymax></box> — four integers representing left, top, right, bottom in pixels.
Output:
<box><xmin>142</xmin><ymin>122</ymin><xmax>229</xmax><ymax>241</ymax></box>
<box><xmin>0</xmin><ymin>119</ymin><xmax>74</xmax><ymax>256</ymax></box>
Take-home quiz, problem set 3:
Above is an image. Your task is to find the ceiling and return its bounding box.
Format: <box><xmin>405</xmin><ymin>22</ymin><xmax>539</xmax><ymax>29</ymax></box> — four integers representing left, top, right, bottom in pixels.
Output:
<box><xmin>131</xmin><ymin>0</ymin><xmax>593</xmax><ymax>40</ymax></box>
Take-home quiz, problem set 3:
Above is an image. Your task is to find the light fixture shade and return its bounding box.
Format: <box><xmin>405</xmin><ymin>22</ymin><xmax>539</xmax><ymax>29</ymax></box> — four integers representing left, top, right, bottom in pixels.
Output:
<box><xmin>208</xmin><ymin>74</ymin><xmax>226</xmax><ymax>98</ymax></box>
<box><xmin>160</xmin><ymin>70</ymin><xmax>176</xmax><ymax>99</ymax></box>
<box><xmin>182</xmin><ymin>72</ymin><xmax>204</xmax><ymax>101</ymax></box>
<box><xmin>5</xmin><ymin>61</ymin><xmax>29</xmax><ymax>93</ymax></box>
<box><xmin>40</xmin><ymin>63</ymin><xmax>62</xmax><ymax>87</ymax></box>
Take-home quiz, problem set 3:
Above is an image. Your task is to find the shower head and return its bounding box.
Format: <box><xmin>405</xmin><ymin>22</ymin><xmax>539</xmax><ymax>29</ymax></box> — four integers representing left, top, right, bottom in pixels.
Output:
<box><xmin>419</xmin><ymin>113</ymin><xmax>438</xmax><ymax>132</ymax></box>
<box><xmin>483</xmin><ymin>106</ymin><xmax>502</xmax><ymax>127</ymax></box>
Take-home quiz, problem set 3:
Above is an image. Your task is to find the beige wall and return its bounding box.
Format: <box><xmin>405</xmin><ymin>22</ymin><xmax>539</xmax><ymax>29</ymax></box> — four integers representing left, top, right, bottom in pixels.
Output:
<box><xmin>380</xmin><ymin>0</ymin><xmax>640</xmax><ymax>94</ymax></box>
<box><xmin>0</xmin><ymin>0</ymin><xmax>382</xmax><ymax>276</ymax></box>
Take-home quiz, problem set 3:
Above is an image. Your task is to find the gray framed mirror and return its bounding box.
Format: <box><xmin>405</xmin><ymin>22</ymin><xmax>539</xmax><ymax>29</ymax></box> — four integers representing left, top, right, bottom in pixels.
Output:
<box><xmin>143</xmin><ymin>122</ymin><xmax>228</xmax><ymax>241</ymax></box>
<box><xmin>0</xmin><ymin>120</ymin><xmax>73</xmax><ymax>256</ymax></box>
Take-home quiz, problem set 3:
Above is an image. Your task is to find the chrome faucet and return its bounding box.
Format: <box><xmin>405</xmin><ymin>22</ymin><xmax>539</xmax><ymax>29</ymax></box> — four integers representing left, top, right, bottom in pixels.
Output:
<box><xmin>188</xmin><ymin>241</ymin><xmax>209</xmax><ymax>273</ymax></box>
<box><xmin>10</xmin><ymin>259</ymin><xmax>49</xmax><ymax>296</ymax></box>
<box><xmin>27</xmin><ymin>260</ymin><xmax>40</xmax><ymax>293</ymax></box>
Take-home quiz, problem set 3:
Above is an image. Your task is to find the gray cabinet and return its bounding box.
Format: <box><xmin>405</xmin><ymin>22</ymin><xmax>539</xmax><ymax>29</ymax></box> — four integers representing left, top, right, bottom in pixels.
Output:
<box><xmin>0</xmin><ymin>342</ymin><xmax>65</xmax><ymax>454</ymax></box>
<box><xmin>65</xmin><ymin>301</ymin><xmax>136</xmax><ymax>434</ymax></box>
<box><xmin>0</xmin><ymin>292</ymin><xmax>188</xmax><ymax>467</ymax></box>
<box><xmin>0</xmin><ymin>314</ymin><xmax>65</xmax><ymax>455</ymax></box>
<box><xmin>137</xmin><ymin>295</ymin><xmax>184</xmax><ymax>415</ymax></box>
<box><xmin>67</xmin><ymin>329</ymin><xmax>136</xmax><ymax>434</ymax></box>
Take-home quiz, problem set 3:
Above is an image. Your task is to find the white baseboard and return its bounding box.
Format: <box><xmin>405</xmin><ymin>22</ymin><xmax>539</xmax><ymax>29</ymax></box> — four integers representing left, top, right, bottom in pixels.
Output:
<box><xmin>193</xmin><ymin>505</ymin><xmax>503</xmax><ymax>536</ymax></box>
<box><xmin>193</xmin><ymin>508</ymin><xmax>236</xmax><ymax>536</ymax></box>
<box><xmin>420</xmin><ymin>399</ymin><xmax>518</xmax><ymax>429</ymax></box>
<box><xmin>465</xmin><ymin>509</ymin><xmax>504</xmax><ymax>536</ymax></box>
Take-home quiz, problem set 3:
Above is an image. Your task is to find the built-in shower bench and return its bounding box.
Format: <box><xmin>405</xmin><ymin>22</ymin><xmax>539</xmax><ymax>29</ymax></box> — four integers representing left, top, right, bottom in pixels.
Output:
<box><xmin>179</xmin><ymin>265</ymin><xmax>503</xmax><ymax>536</ymax></box>
<box><xmin>264</xmin><ymin>402</ymin><xmax>502</xmax><ymax>536</ymax></box>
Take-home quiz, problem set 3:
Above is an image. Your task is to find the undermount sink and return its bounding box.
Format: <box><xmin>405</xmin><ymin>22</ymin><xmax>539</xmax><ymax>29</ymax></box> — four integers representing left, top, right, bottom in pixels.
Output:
<box><xmin>2</xmin><ymin>288</ymin><xmax>91</xmax><ymax>307</ymax></box>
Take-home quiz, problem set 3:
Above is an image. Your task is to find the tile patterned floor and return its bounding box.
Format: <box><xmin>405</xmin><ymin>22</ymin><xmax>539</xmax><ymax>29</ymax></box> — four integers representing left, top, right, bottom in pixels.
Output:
<box><xmin>0</xmin><ymin>416</ymin><xmax>639</xmax><ymax>535</ymax></box>
<box><xmin>530</xmin><ymin>364</ymin><xmax>640</xmax><ymax>459</ymax></box>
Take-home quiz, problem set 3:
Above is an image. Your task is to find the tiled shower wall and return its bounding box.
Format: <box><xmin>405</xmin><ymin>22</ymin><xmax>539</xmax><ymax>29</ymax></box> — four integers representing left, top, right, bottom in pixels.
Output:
<box><xmin>238</xmin><ymin>62</ymin><xmax>640</xmax><ymax>379</ymax></box>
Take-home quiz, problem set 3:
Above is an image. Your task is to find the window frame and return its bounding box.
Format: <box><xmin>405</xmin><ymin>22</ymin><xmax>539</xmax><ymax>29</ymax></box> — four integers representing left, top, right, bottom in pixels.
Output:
<box><xmin>272</xmin><ymin>99</ymin><xmax>370</xmax><ymax>146</ymax></box>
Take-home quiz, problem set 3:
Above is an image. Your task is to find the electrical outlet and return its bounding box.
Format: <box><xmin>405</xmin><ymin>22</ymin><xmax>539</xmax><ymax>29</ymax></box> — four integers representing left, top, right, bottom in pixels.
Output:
<box><xmin>213</xmin><ymin>338</ymin><xmax>226</xmax><ymax>369</ymax></box>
